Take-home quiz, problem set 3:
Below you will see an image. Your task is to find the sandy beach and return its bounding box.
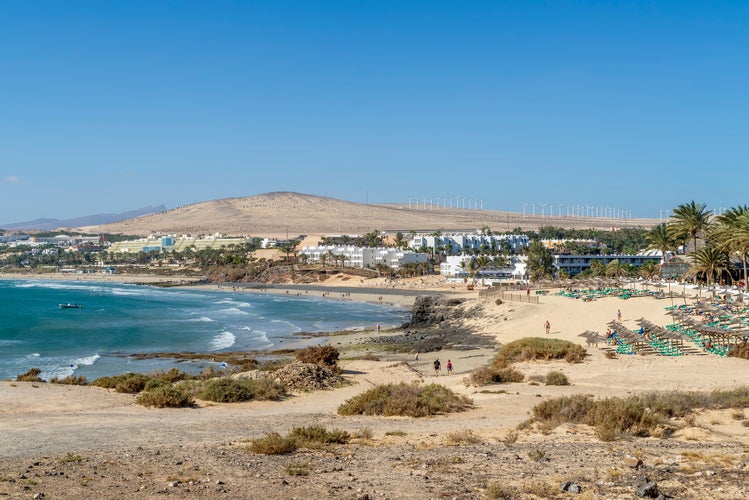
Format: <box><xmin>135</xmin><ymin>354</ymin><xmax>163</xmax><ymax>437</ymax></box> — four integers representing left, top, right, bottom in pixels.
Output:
<box><xmin>1</xmin><ymin>274</ymin><xmax>748</xmax><ymax>498</ymax></box>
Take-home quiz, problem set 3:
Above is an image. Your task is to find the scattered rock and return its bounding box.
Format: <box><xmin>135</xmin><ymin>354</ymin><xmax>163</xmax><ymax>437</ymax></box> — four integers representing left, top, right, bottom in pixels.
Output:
<box><xmin>233</xmin><ymin>362</ymin><xmax>346</xmax><ymax>391</ymax></box>
<box><xmin>559</xmin><ymin>480</ymin><xmax>581</xmax><ymax>493</ymax></box>
<box><xmin>635</xmin><ymin>476</ymin><xmax>659</xmax><ymax>498</ymax></box>
<box><xmin>624</xmin><ymin>456</ymin><xmax>644</xmax><ymax>469</ymax></box>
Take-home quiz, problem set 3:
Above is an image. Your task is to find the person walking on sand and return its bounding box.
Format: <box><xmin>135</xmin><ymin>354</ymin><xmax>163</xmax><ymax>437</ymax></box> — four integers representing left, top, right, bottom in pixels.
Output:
<box><xmin>414</xmin><ymin>352</ymin><xmax>420</xmax><ymax>364</ymax></box>
<box><xmin>544</xmin><ymin>320</ymin><xmax>551</xmax><ymax>335</ymax></box>
<box><xmin>433</xmin><ymin>358</ymin><xmax>441</xmax><ymax>376</ymax></box>
<box><xmin>617</xmin><ymin>309</ymin><xmax>622</xmax><ymax>322</ymax></box>
<box><xmin>446</xmin><ymin>359</ymin><xmax>453</xmax><ymax>375</ymax></box>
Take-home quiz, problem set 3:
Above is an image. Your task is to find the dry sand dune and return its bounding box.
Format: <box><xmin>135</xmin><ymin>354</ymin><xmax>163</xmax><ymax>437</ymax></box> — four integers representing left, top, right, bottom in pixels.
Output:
<box><xmin>80</xmin><ymin>191</ymin><xmax>659</xmax><ymax>236</ymax></box>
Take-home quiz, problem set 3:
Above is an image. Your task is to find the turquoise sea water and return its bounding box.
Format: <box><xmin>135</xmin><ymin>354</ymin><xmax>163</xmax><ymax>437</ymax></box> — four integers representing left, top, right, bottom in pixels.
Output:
<box><xmin>0</xmin><ymin>279</ymin><xmax>409</xmax><ymax>381</ymax></box>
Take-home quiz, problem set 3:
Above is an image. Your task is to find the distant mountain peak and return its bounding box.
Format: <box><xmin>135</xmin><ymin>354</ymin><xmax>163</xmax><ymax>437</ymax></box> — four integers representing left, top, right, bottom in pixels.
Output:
<box><xmin>2</xmin><ymin>205</ymin><xmax>167</xmax><ymax>231</ymax></box>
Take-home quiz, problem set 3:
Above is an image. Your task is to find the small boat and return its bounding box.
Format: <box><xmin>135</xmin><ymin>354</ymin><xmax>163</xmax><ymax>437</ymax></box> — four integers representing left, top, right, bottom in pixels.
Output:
<box><xmin>59</xmin><ymin>303</ymin><xmax>83</xmax><ymax>309</ymax></box>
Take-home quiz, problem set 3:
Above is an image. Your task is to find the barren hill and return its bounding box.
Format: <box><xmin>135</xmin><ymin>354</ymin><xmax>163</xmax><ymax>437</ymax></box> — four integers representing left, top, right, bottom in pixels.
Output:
<box><xmin>82</xmin><ymin>192</ymin><xmax>659</xmax><ymax>237</ymax></box>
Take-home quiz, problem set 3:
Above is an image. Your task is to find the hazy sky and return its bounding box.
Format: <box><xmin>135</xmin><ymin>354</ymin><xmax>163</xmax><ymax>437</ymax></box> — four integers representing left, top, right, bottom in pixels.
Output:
<box><xmin>1</xmin><ymin>1</ymin><xmax>747</xmax><ymax>223</ymax></box>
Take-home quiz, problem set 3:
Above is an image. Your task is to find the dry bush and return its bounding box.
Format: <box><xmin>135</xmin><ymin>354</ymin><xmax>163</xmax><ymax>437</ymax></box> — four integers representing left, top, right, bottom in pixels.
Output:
<box><xmin>289</xmin><ymin>425</ymin><xmax>350</xmax><ymax>446</ymax></box>
<box><xmin>338</xmin><ymin>383</ymin><xmax>472</xmax><ymax>417</ymax></box>
<box><xmin>49</xmin><ymin>375</ymin><xmax>89</xmax><ymax>385</ymax></box>
<box><xmin>485</xmin><ymin>482</ymin><xmax>517</xmax><ymax>499</ymax></box>
<box><xmin>16</xmin><ymin>368</ymin><xmax>45</xmax><ymax>382</ymax></box>
<box><xmin>492</xmin><ymin>338</ymin><xmax>586</xmax><ymax>368</ymax></box>
<box><xmin>295</xmin><ymin>344</ymin><xmax>340</xmax><ymax>369</ymax></box>
<box><xmin>527</xmin><ymin>389</ymin><xmax>749</xmax><ymax>441</ymax></box>
<box><xmin>92</xmin><ymin>372</ymin><xmax>149</xmax><ymax>393</ymax></box>
<box><xmin>249</xmin><ymin>432</ymin><xmax>297</xmax><ymax>455</ymax></box>
<box><xmin>544</xmin><ymin>371</ymin><xmax>570</xmax><ymax>386</ymax></box>
<box><xmin>445</xmin><ymin>430</ymin><xmax>482</xmax><ymax>445</ymax></box>
<box><xmin>249</xmin><ymin>426</ymin><xmax>350</xmax><ymax>455</ymax></box>
<box><xmin>501</xmin><ymin>430</ymin><xmax>519</xmax><ymax>447</ymax></box>
<box><xmin>728</xmin><ymin>342</ymin><xmax>749</xmax><ymax>359</ymax></box>
<box><xmin>464</xmin><ymin>366</ymin><xmax>524</xmax><ymax>386</ymax></box>
<box><xmin>135</xmin><ymin>385</ymin><xmax>195</xmax><ymax>408</ymax></box>
<box><xmin>199</xmin><ymin>377</ymin><xmax>286</xmax><ymax>403</ymax></box>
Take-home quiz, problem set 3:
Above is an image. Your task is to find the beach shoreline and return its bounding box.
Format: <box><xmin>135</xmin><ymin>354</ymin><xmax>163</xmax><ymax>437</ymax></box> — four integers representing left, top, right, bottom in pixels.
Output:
<box><xmin>1</xmin><ymin>273</ymin><xmax>748</xmax><ymax>498</ymax></box>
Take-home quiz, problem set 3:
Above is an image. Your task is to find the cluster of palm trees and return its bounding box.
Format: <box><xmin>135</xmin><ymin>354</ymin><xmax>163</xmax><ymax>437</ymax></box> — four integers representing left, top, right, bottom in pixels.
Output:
<box><xmin>646</xmin><ymin>201</ymin><xmax>749</xmax><ymax>291</ymax></box>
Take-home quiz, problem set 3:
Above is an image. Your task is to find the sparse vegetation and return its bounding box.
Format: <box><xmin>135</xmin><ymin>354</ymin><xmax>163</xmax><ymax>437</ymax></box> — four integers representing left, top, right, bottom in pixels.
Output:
<box><xmin>135</xmin><ymin>385</ymin><xmax>195</xmax><ymax>408</ymax></box>
<box><xmin>464</xmin><ymin>366</ymin><xmax>524</xmax><ymax>386</ymax></box>
<box><xmin>92</xmin><ymin>372</ymin><xmax>149</xmax><ymax>393</ymax></box>
<box><xmin>485</xmin><ymin>482</ymin><xmax>517</xmax><ymax>499</ymax></box>
<box><xmin>16</xmin><ymin>368</ymin><xmax>45</xmax><ymax>382</ymax></box>
<box><xmin>295</xmin><ymin>344</ymin><xmax>340</xmax><ymax>370</ymax></box>
<box><xmin>501</xmin><ymin>430</ymin><xmax>519</xmax><ymax>447</ymax></box>
<box><xmin>493</xmin><ymin>338</ymin><xmax>587</xmax><ymax>367</ymax></box>
<box><xmin>445</xmin><ymin>430</ymin><xmax>482</xmax><ymax>445</ymax></box>
<box><xmin>50</xmin><ymin>375</ymin><xmax>89</xmax><ymax>385</ymax></box>
<box><xmin>198</xmin><ymin>377</ymin><xmax>286</xmax><ymax>403</ymax></box>
<box><xmin>544</xmin><ymin>371</ymin><xmax>569</xmax><ymax>386</ymax></box>
<box><xmin>337</xmin><ymin>383</ymin><xmax>472</xmax><ymax>417</ymax></box>
<box><xmin>285</xmin><ymin>461</ymin><xmax>311</xmax><ymax>476</ymax></box>
<box><xmin>527</xmin><ymin>388</ymin><xmax>749</xmax><ymax>441</ymax></box>
<box><xmin>249</xmin><ymin>425</ymin><xmax>350</xmax><ymax>455</ymax></box>
<box><xmin>385</xmin><ymin>430</ymin><xmax>407</xmax><ymax>437</ymax></box>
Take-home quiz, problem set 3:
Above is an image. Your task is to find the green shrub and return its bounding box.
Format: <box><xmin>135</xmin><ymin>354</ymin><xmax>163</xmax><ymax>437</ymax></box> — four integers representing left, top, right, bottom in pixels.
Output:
<box><xmin>492</xmin><ymin>338</ymin><xmax>587</xmax><ymax>368</ymax></box>
<box><xmin>544</xmin><ymin>371</ymin><xmax>569</xmax><ymax>386</ymax></box>
<box><xmin>135</xmin><ymin>385</ymin><xmax>194</xmax><ymax>408</ymax></box>
<box><xmin>16</xmin><ymin>368</ymin><xmax>45</xmax><ymax>382</ymax></box>
<box><xmin>92</xmin><ymin>372</ymin><xmax>149</xmax><ymax>393</ymax></box>
<box><xmin>295</xmin><ymin>345</ymin><xmax>340</xmax><ymax>369</ymax></box>
<box><xmin>50</xmin><ymin>375</ymin><xmax>89</xmax><ymax>385</ymax></box>
<box><xmin>198</xmin><ymin>377</ymin><xmax>287</xmax><ymax>403</ymax></box>
<box><xmin>338</xmin><ymin>383</ymin><xmax>472</xmax><ymax>417</ymax></box>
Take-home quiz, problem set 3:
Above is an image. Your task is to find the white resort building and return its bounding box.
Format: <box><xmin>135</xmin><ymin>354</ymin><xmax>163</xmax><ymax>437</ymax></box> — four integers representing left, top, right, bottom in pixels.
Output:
<box><xmin>299</xmin><ymin>245</ymin><xmax>428</xmax><ymax>270</ymax></box>
<box><xmin>411</xmin><ymin>233</ymin><xmax>529</xmax><ymax>255</ymax></box>
<box><xmin>108</xmin><ymin>234</ymin><xmax>255</xmax><ymax>253</ymax></box>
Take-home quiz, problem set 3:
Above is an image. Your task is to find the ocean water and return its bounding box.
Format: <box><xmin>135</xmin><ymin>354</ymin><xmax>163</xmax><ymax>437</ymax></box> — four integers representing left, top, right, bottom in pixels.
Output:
<box><xmin>0</xmin><ymin>279</ymin><xmax>409</xmax><ymax>381</ymax></box>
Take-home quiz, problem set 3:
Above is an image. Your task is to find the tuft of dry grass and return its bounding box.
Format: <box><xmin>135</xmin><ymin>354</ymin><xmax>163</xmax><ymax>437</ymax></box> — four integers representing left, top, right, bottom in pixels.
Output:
<box><xmin>249</xmin><ymin>425</ymin><xmax>350</xmax><ymax>455</ymax></box>
<box><xmin>16</xmin><ymin>368</ymin><xmax>45</xmax><ymax>382</ymax></box>
<box><xmin>445</xmin><ymin>430</ymin><xmax>482</xmax><ymax>445</ymax></box>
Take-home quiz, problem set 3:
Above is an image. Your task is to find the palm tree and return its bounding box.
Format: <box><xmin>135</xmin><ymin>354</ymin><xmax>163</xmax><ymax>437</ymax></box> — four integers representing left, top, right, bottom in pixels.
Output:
<box><xmin>669</xmin><ymin>201</ymin><xmax>711</xmax><ymax>255</ymax></box>
<box><xmin>605</xmin><ymin>259</ymin><xmax>625</xmax><ymax>278</ymax></box>
<box><xmin>639</xmin><ymin>260</ymin><xmax>660</xmax><ymax>280</ymax></box>
<box><xmin>711</xmin><ymin>206</ymin><xmax>749</xmax><ymax>292</ymax></box>
<box><xmin>645</xmin><ymin>223</ymin><xmax>677</xmax><ymax>264</ymax></box>
<box><xmin>684</xmin><ymin>246</ymin><xmax>729</xmax><ymax>292</ymax></box>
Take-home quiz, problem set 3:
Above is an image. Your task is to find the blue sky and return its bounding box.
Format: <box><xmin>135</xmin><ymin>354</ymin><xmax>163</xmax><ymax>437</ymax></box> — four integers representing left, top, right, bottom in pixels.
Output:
<box><xmin>1</xmin><ymin>1</ymin><xmax>747</xmax><ymax>223</ymax></box>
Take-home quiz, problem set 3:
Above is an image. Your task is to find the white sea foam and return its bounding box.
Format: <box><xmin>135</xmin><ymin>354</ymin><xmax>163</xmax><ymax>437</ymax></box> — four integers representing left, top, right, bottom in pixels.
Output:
<box><xmin>210</xmin><ymin>331</ymin><xmax>236</xmax><ymax>350</ymax></box>
<box><xmin>75</xmin><ymin>354</ymin><xmax>100</xmax><ymax>366</ymax></box>
<box><xmin>218</xmin><ymin>307</ymin><xmax>249</xmax><ymax>316</ymax></box>
<box><xmin>269</xmin><ymin>319</ymin><xmax>303</xmax><ymax>333</ymax></box>
<box><xmin>191</xmin><ymin>316</ymin><xmax>215</xmax><ymax>323</ymax></box>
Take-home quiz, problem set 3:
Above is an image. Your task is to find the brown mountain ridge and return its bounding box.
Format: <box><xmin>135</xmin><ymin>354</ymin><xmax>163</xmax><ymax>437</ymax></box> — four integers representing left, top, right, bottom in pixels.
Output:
<box><xmin>81</xmin><ymin>191</ymin><xmax>658</xmax><ymax>237</ymax></box>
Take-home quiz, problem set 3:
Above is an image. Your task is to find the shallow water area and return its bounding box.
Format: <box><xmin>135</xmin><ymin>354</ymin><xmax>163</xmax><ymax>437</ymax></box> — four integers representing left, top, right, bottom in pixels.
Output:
<box><xmin>0</xmin><ymin>279</ymin><xmax>409</xmax><ymax>380</ymax></box>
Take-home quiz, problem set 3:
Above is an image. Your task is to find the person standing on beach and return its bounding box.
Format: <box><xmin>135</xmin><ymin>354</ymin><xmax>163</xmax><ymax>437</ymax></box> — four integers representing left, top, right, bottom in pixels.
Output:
<box><xmin>414</xmin><ymin>352</ymin><xmax>420</xmax><ymax>364</ymax></box>
<box><xmin>544</xmin><ymin>320</ymin><xmax>551</xmax><ymax>335</ymax></box>
<box><xmin>433</xmin><ymin>358</ymin><xmax>441</xmax><ymax>376</ymax></box>
<box><xmin>617</xmin><ymin>309</ymin><xmax>622</xmax><ymax>322</ymax></box>
<box><xmin>446</xmin><ymin>359</ymin><xmax>453</xmax><ymax>375</ymax></box>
